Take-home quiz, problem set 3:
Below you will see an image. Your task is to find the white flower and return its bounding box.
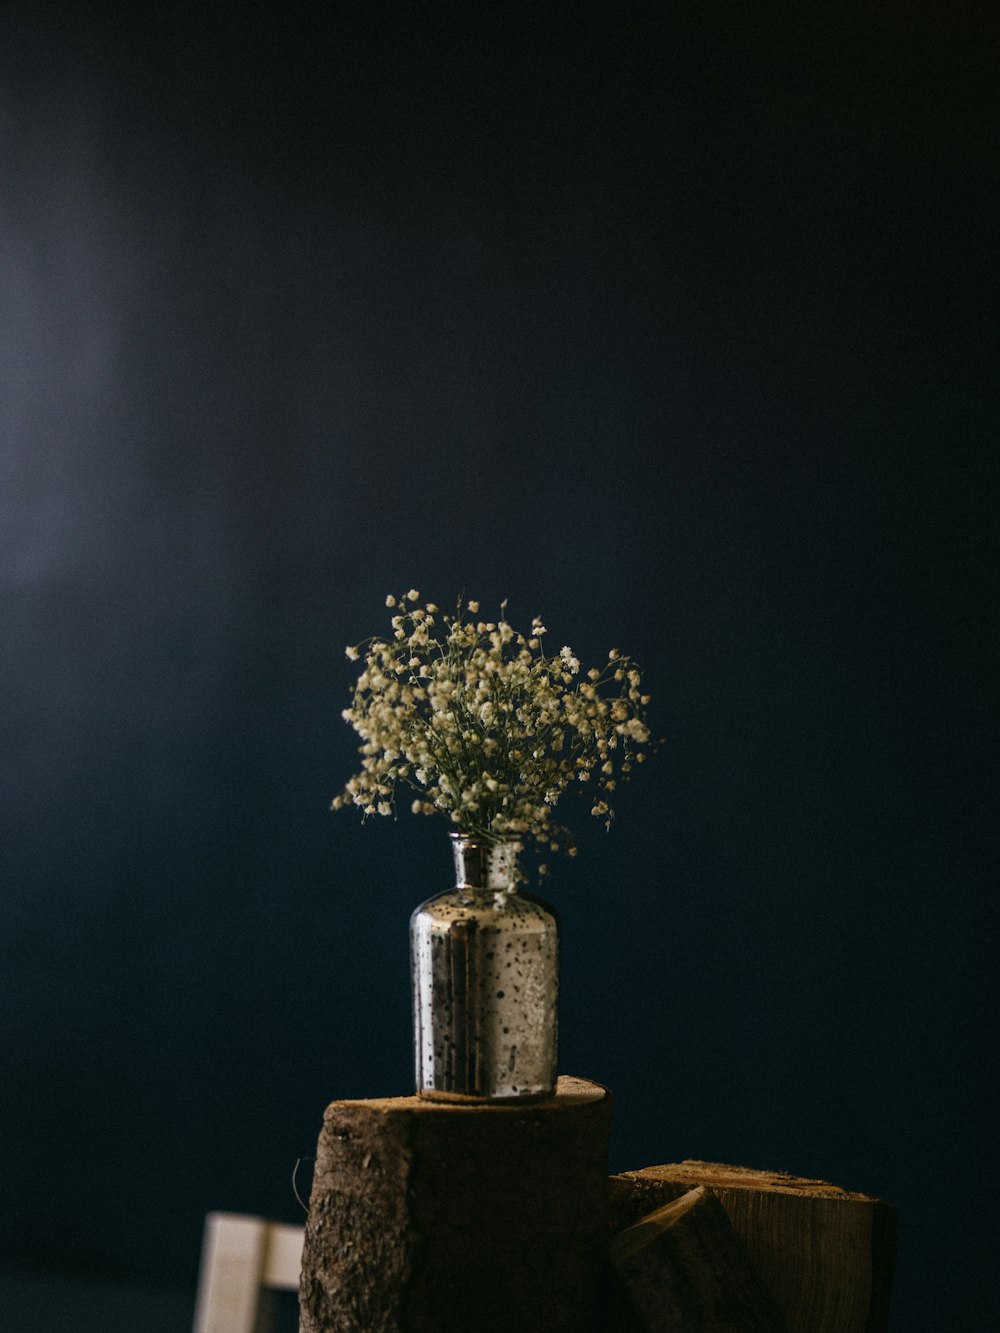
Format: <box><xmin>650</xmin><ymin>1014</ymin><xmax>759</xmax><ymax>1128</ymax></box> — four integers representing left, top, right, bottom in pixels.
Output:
<box><xmin>345</xmin><ymin>646</ymin><xmax>359</xmax><ymax>660</ymax></box>
<box><xmin>559</xmin><ymin>647</ymin><xmax>580</xmax><ymax>673</ymax></box>
<box><xmin>386</xmin><ymin>595</ymin><xmax>396</xmax><ymax>607</ymax></box>
<box><xmin>467</xmin><ymin>599</ymin><xmax>479</xmax><ymax>613</ymax></box>
<box><xmin>406</xmin><ymin>588</ymin><xmax>419</xmax><ymax>601</ymax></box>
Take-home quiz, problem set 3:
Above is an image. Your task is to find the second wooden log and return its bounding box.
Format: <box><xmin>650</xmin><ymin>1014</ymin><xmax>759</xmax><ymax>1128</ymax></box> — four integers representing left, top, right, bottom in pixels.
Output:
<box><xmin>610</xmin><ymin>1161</ymin><xmax>896</xmax><ymax>1333</ymax></box>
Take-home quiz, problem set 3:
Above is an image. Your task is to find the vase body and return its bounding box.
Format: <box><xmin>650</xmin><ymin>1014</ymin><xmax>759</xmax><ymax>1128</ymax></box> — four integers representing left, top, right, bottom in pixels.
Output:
<box><xmin>410</xmin><ymin>833</ymin><xmax>559</xmax><ymax>1102</ymax></box>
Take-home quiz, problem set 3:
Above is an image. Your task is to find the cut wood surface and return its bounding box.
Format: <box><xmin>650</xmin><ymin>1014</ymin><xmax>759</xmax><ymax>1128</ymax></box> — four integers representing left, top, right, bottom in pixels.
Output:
<box><xmin>299</xmin><ymin>1075</ymin><xmax>612</xmax><ymax>1333</ymax></box>
<box><xmin>610</xmin><ymin>1162</ymin><xmax>895</xmax><ymax>1333</ymax></box>
<box><xmin>611</xmin><ymin>1185</ymin><xmax>788</xmax><ymax>1332</ymax></box>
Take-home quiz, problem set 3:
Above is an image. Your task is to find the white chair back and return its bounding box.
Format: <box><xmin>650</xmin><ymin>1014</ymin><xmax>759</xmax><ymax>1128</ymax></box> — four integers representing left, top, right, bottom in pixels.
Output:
<box><xmin>192</xmin><ymin>1212</ymin><xmax>304</xmax><ymax>1333</ymax></box>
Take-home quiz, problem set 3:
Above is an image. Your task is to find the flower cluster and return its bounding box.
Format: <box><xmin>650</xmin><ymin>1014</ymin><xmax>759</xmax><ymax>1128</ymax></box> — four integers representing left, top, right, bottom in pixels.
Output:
<box><xmin>332</xmin><ymin>592</ymin><xmax>652</xmax><ymax>871</ymax></box>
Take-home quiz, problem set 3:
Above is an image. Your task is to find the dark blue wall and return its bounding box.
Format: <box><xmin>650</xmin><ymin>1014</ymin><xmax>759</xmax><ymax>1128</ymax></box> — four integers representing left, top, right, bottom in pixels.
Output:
<box><xmin>2</xmin><ymin>6</ymin><xmax>995</xmax><ymax>1328</ymax></box>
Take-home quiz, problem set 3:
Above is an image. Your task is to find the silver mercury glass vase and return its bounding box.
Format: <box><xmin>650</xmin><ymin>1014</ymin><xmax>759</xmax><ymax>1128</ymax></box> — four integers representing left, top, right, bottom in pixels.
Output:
<box><xmin>410</xmin><ymin>832</ymin><xmax>559</xmax><ymax>1102</ymax></box>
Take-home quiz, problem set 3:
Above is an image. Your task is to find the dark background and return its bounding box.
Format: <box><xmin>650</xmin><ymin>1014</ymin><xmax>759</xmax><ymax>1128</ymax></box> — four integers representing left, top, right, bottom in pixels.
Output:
<box><xmin>2</xmin><ymin>3</ymin><xmax>996</xmax><ymax>1329</ymax></box>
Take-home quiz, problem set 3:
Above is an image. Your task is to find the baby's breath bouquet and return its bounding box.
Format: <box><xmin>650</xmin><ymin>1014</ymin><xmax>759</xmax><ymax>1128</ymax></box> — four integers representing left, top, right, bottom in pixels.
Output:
<box><xmin>333</xmin><ymin>591</ymin><xmax>652</xmax><ymax>874</ymax></box>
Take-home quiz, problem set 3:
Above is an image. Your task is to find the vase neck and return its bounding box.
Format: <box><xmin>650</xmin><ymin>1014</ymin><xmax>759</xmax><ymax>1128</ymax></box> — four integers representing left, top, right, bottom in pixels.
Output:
<box><xmin>451</xmin><ymin>834</ymin><xmax>518</xmax><ymax>893</ymax></box>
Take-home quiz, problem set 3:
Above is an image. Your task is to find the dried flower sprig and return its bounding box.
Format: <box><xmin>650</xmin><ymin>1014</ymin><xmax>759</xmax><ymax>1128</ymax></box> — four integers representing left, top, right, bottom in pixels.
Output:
<box><xmin>332</xmin><ymin>592</ymin><xmax>652</xmax><ymax>872</ymax></box>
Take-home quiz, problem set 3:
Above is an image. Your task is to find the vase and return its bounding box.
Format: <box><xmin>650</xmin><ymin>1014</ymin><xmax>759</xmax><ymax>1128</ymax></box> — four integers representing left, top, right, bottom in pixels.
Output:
<box><xmin>410</xmin><ymin>832</ymin><xmax>559</xmax><ymax>1102</ymax></box>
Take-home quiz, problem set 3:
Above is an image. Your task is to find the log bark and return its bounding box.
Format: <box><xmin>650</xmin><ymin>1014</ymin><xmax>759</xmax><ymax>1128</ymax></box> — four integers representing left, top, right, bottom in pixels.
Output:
<box><xmin>299</xmin><ymin>1075</ymin><xmax>612</xmax><ymax>1333</ymax></box>
<box><xmin>610</xmin><ymin>1162</ymin><xmax>895</xmax><ymax>1333</ymax></box>
<box><xmin>611</xmin><ymin>1185</ymin><xmax>788</xmax><ymax>1332</ymax></box>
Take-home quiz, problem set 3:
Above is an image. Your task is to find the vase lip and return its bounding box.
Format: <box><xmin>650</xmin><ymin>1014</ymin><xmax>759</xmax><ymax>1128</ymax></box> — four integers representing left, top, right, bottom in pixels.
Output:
<box><xmin>449</xmin><ymin>830</ymin><xmax>517</xmax><ymax>846</ymax></box>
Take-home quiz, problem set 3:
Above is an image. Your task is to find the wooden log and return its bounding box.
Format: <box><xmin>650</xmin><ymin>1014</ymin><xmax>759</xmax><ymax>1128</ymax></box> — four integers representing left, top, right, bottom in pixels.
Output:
<box><xmin>299</xmin><ymin>1075</ymin><xmax>613</xmax><ymax>1333</ymax></box>
<box><xmin>610</xmin><ymin>1162</ymin><xmax>896</xmax><ymax>1333</ymax></box>
<box><xmin>610</xmin><ymin>1186</ymin><xmax>789</xmax><ymax>1332</ymax></box>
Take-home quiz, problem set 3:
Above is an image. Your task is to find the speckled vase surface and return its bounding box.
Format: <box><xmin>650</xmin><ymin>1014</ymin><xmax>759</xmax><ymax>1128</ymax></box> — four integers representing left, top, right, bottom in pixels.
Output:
<box><xmin>410</xmin><ymin>833</ymin><xmax>559</xmax><ymax>1102</ymax></box>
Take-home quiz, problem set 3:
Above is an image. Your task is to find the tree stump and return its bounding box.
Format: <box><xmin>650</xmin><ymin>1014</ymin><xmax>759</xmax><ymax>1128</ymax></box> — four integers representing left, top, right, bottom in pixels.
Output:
<box><xmin>611</xmin><ymin>1186</ymin><xmax>789</xmax><ymax>1332</ymax></box>
<box><xmin>610</xmin><ymin>1162</ymin><xmax>896</xmax><ymax>1333</ymax></box>
<box><xmin>299</xmin><ymin>1075</ymin><xmax>612</xmax><ymax>1333</ymax></box>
